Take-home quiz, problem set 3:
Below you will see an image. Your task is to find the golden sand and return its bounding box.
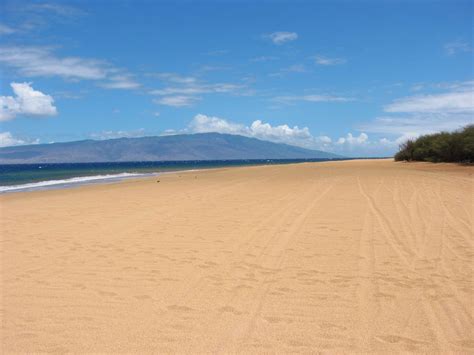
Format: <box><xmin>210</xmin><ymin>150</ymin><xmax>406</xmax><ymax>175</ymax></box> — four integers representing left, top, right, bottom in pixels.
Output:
<box><xmin>1</xmin><ymin>159</ymin><xmax>472</xmax><ymax>353</ymax></box>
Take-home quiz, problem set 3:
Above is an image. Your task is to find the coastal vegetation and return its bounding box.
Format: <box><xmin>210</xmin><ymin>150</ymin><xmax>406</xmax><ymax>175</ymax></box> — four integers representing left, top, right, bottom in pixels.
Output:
<box><xmin>394</xmin><ymin>125</ymin><xmax>474</xmax><ymax>163</ymax></box>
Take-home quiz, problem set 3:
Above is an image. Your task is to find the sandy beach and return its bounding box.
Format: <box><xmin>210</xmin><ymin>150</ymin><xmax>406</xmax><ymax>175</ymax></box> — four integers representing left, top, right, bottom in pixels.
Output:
<box><xmin>1</xmin><ymin>159</ymin><xmax>472</xmax><ymax>353</ymax></box>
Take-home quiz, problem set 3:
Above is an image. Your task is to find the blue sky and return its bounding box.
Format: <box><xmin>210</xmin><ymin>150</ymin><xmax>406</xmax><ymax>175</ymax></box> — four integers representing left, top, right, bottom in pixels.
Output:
<box><xmin>0</xmin><ymin>0</ymin><xmax>472</xmax><ymax>156</ymax></box>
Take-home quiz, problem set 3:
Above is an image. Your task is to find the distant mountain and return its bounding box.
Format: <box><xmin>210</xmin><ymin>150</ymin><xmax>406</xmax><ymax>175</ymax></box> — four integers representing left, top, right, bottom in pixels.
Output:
<box><xmin>0</xmin><ymin>133</ymin><xmax>342</xmax><ymax>164</ymax></box>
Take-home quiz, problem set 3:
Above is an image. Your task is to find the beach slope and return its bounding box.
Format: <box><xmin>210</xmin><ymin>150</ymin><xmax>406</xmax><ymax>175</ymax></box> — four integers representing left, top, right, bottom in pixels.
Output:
<box><xmin>1</xmin><ymin>159</ymin><xmax>472</xmax><ymax>352</ymax></box>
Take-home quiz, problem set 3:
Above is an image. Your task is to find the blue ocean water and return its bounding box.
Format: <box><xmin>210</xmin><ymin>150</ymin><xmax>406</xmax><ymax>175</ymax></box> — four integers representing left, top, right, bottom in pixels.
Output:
<box><xmin>0</xmin><ymin>159</ymin><xmax>340</xmax><ymax>193</ymax></box>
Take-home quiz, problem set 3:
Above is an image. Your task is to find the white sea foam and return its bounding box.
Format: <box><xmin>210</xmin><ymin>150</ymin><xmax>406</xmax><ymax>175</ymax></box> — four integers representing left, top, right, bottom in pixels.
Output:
<box><xmin>0</xmin><ymin>172</ymin><xmax>159</xmax><ymax>193</ymax></box>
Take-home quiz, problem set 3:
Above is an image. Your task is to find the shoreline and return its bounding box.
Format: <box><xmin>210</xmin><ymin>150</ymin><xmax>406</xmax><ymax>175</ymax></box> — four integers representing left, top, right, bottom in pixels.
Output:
<box><xmin>0</xmin><ymin>158</ymin><xmax>385</xmax><ymax>194</ymax></box>
<box><xmin>0</xmin><ymin>171</ymin><xmax>162</xmax><ymax>194</ymax></box>
<box><xmin>3</xmin><ymin>157</ymin><xmax>471</xmax><ymax>197</ymax></box>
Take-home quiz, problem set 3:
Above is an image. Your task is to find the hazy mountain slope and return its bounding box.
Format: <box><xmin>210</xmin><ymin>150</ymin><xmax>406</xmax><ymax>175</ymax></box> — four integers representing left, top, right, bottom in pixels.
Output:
<box><xmin>0</xmin><ymin>133</ymin><xmax>341</xmax><ymax>164</ymax></box>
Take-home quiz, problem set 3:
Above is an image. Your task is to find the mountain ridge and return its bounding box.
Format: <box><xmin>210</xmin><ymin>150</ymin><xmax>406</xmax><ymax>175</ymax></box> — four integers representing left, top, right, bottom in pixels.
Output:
<box><xmin>0</xmin><ymin>132</ymin><xmax>342</xmax><ymax>164</ymax></box>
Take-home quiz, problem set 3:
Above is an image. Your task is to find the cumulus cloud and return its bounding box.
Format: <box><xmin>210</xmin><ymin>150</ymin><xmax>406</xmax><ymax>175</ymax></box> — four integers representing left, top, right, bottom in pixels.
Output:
<box><xmin>187</xmin><ymin>114</ymin><xmax>334</xmax><ymax>150</ymax></box>
<box><xmin>265</xmin><ymin>31</ymin><xmax>298</xmax><ymax>45</ymax></box>
<box><xmin>313</xmin><ymin>55</ymin><xmax>346</xmax><ymax>66</ymax></box>
<box><xmin>376</xmin><ymin>132</ymin><xmax>421</xmax><ymax>150</ymax></box>
<box><xmin>0</xmin><ymin>82</ymin><xmax>57</xmax><ymax>121</ymax></box>
<box><xmin>250</xmin><ymin>120</ymin><xmax>312</xmax><ymax>141</ymax></box>
<box><xmin>189</xmin><ymin>114</ymin><xmax>245</xmax><ymax>134</ymax></box>
<box><xmin>185</xmin><ymin>114</ymin><xmax>405</xmax><ymax>156</ymax></box>
<box><xmin>0</xmin><ymin>132</ymin><xmax>25</xmax><ymax>147</ymax></box>
<box><xmin>0</xmin><ymin>131</ymin><xmax>39</xmax><ymax>147</ymax></box>
<box><xmin>336</xmin><ymin>132</ymin><xmax>368</xmax><ymax>146</ymax></box>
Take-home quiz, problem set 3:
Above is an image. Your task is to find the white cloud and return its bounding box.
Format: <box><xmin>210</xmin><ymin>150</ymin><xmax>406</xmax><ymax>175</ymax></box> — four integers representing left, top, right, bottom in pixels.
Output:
<box><xmin>152</xmin><ymin>72</ymin><xmax>197</xmax><ymax>84</ymax></box>
<box><xmin>3</xmin><ymin>2</ymin><xmax>85</xmax><ymax>34</ymax></box>
<box><xmin>0</xmin><ymin>131</ymin><xmax>39</xmax><ymax>147</ymax></box>
<box><xmin>394</xmin><ymin>132</ymin><xmax>419</xmax><ymax>144</ymax></box>
<box><xmin>265</xmin><ymin>31</ymin><xmax>298</xmax><ymax>45</ymax></box>
<box><xmin>250</xmin><ymin>120</ymin><xmax>312</xmax><ymax>140</ymax></box>
<box><xmin>359</xmin><ymin>81</ymin><xmax>473</xmax><ymax>139</ymax></box>
<box><xmin>410</xmin><ymin>84</ymin><xmax>424</xmax><ymax>92</ymax></box>
<box><xmin>185</xmin><ymin>114</ymin><xmax>406</xmax><ymax>157</ymax></box>
<box><xmin>377</xmin><ymin>132</ymin><xmax>421</xmax><ymax>149</ymax></box>
<box><xmin>150</xmin><ymin>73</ymin><xmax>249</xmax><ymax>107</ymax></box>
<box><xmin>273</xmin><ymin>94</ymin><xmax>354</xmax><ymax>104</ymax></box>
<box><xmin>434</xmin><ymin>80</ymin><xmax>474</xmax><ymax>91</ymax></box>
<box><xmin>359</xmin><ymin>114</ymin><xmax>472</xmax><ymax>136</ymax></box>
<box><xmin>384</xmin><ymin>91</ymin><xmax>474</xmax><ymax>114</ymax></box>
<box><xmin>319</xmin><ymin>135</ymin><xmax>332</xmax><ymax>144</ymax></box>
<box><xmin>444</xmin><ymin>40</ymin><xmax>471</xmax><ymax>56</ymax></box>
<box><xmin>314</xmin><ymin>55</ymin><xmax>346</xmax><ymax>66</ymax></box>
<box><xmin>0</xmin><ymin>82</ymin><xmax>57</xmax><ymax>121</ymax></box>
<box><xmin>153</xmin><ymin>95</ymin><xmax>199</xmax><ymax>107</ymax></box>
<box><xmin>0</xmin><ymin>46</ymin><xmax>140</xmax><ymax>90</ymax></box>
<box><xmin>90</xmin><ymin>128</ymin><xmax>146</xmax><ymax>140</ymax></box>
<box><xmin>189</xmin><ymin>114</ymin><xmax>245</xmax><ymax>134</ymax></box>
<box><xmin>187</xmin><ymin>114</ymin><xmax>333</xmax><ymax>150</ymax></box>
<box><xmin>336</xmin><ymin>132</ymin><xmax>368</xmax><ymax>146</ymax></box>
<box><xmin>26</xmin><ymin>2</ymin><xmax>86</xmax><ymax>17</ymax></box>
<box><xmin>99</xmin><ymin>74</ymin><xmax>141</xmax><ymax>90</ymax></box>
<box><xmin>151</xmin><ymin>87</ymin><xmax>205</xmax><ymax>96</ymax></box>
<box><xmin>150</xmin><ymin>83</ymin><xmax>243</xmax><ymax>96</ymax></box>
<box><xmin>331</xmin><ymin>132</ymin><xmax>406</xmax><ymax>157</ymax></box>
<box><xmin>0</xmin><ymin>132</ymin><xmax>25</xmax><ymax>147</ymax></box>
<box><xmin>0</xmin><ymin>24</ymin><xmax>16</xmax><ymax>35</ymax></box>
<box><xmin>0</xmin><ymin>46</ymin><xmax>107</xmax><ymax>80</ymax></box>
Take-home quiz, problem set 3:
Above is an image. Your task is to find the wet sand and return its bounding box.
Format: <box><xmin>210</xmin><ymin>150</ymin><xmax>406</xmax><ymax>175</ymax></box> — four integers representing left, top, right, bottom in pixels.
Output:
<box><xmin>1</xmin><ymin>159</ymin><xmax>472</xmax><ymax>353</ymax></box>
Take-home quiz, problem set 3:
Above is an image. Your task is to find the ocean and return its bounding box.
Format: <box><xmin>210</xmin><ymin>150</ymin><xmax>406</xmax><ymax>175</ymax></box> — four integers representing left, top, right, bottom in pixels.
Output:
<box><xmin>0</xmin><ymin>159</ymin><xmax>340</xmax><ymax>193</ymax></box>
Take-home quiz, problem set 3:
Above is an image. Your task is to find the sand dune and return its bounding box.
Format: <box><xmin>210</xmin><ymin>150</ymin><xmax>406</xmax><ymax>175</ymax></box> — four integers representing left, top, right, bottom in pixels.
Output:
<box><xmin>1</xmin><ymin>159</ymin><xmax>472</xmax><ymax>353</ymax></box>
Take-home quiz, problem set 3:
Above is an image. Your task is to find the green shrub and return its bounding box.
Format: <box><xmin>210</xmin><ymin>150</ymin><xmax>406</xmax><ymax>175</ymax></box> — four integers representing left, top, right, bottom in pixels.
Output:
<box><xmin>394</xmin><ymin>125</ymin><xmax>474</xmax><ymax>163</ymax></box>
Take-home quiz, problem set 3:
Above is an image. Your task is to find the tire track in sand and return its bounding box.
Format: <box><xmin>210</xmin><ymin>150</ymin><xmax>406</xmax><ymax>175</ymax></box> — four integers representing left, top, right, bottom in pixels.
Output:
<box><xmin>226</xmin><ymin>179</ymin><xmax>338</xmax><ymax>352</ymax></box>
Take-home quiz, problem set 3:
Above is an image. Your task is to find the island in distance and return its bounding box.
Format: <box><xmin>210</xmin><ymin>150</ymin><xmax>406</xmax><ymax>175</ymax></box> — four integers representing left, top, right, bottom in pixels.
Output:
<box><xmin>0</xmin><ymin>132</ymin><xmax>342</xmax><ymax>164</ymax></box>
